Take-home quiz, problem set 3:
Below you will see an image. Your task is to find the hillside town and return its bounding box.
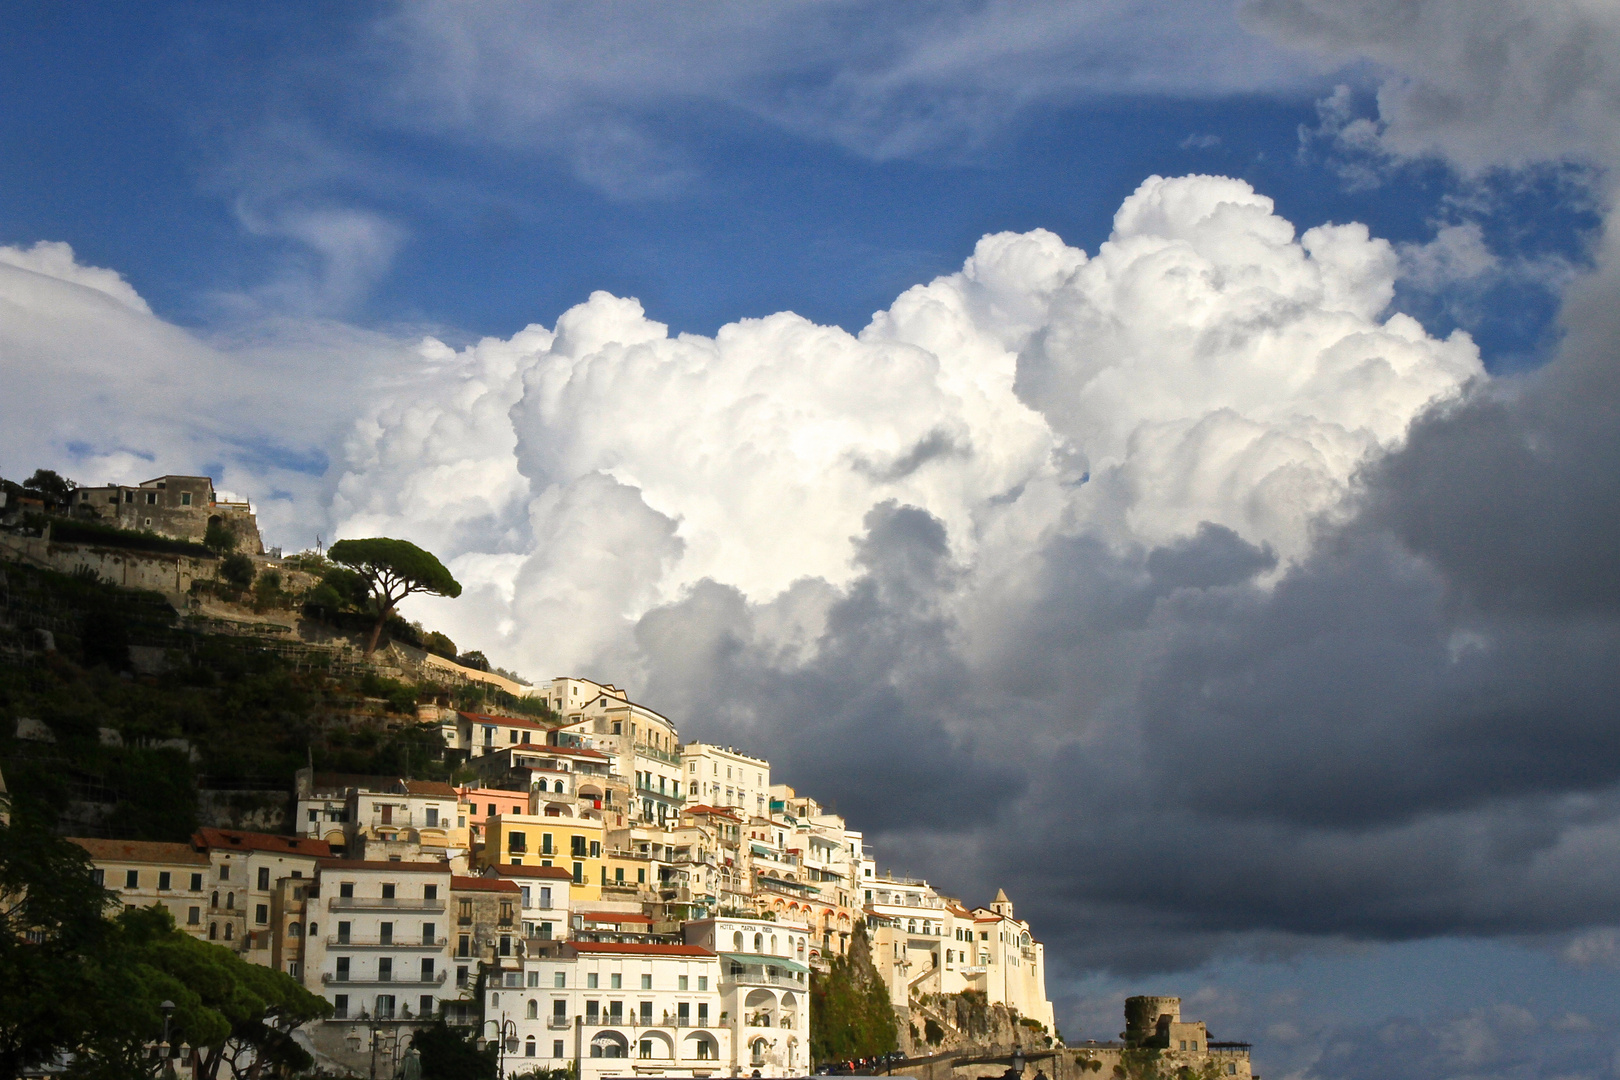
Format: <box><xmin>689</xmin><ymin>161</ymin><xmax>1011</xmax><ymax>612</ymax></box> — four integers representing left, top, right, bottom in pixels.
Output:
<box><xmin>63</xmin><ymin>679</ymin><xmax>1054</xmax><ymax>1078</ymax></box>
<box><xmin>0</xmin><ymin>469</ymin><xmax>1257</xmax><ymax>1080</ymax></box>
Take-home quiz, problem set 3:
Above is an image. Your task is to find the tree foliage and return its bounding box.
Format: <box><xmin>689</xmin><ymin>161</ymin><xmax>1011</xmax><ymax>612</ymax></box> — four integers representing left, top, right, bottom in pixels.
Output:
<box><xmin>328</xmin><ymin>537</ymin><xmax>462</xmax><ymax>656</ymax></box>
<box><xmin>810</xmin><ymin>921</ymin><xmax>899</xmax><ymax>1064</ymax></box>
<box><xmin>0</xmin><ymin>804</ymin><xmax>327</xmax><ymax>1078</ymax></box>
<box><xmin>412</xmin><ymin>1022</ymin><xmax>498</xmax><ymax>1080</ymax></box>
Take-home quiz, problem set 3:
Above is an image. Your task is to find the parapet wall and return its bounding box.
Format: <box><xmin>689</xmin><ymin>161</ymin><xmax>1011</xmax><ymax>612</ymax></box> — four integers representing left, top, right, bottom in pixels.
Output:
<box><xmin>0</xmin><ymin>531</ymin><xmax>216</xmax><ymax>604</ymax></box>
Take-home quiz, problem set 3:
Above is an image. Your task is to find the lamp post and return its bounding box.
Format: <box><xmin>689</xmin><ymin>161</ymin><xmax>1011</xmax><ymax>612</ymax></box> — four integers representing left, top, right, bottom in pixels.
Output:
<box><xmin>484</xmin><ymin>1015</ymin><xmax>517</xmax><ymax>1079</ymax></box>
<box><xmin>159</xmin><ymin>1000</ymin><xmax>175</xmax><ymax>1076</ymax></box>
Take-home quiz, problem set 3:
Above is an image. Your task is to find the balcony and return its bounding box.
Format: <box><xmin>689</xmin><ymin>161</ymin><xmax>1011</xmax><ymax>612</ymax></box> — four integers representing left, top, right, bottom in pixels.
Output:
<box><xmin>549</xmin><ymin>1017</ymin><xmax>573</xmax><ymax>1030</ymax></box>
<box><xmin>328</xmin><ymin>897</ymin><xmax>446</xmax><ymax>913</ymax></box>
<box><xmin>721</xmin><ymin>970</ymin><xmax>806</xmax><ymax>989</ymax></box>
<box><xmin>322</xmin><ymin>971</ymin><xmax>450</xmax><ymax>987</ymax></box>
<box><xmin>633</xmin><ymin>744</ymin><xmax>681</xmax><ymax>767</ymax></box>
<box><xmin>327</xmin><ymin>936</ymin><xmax>445</xmax><ymax>949</ymax></box>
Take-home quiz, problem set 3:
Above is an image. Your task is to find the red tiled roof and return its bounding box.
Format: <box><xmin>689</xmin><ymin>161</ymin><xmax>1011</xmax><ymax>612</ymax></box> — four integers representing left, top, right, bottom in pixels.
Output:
<box><xmin>452</xmin><ymin>875</ymin><xmax>521</xmax><ymax>893</ymax></box>
<box><xmin>70</xmin><ymin>838</ymin><xmax>209</xmax><ymax>865</ymax></box>
<box><xmin>193</xmin><ymin>829</ymin><xmax>330</xmax><ymax>857</ymax></box>
<box><xmin>489</xmin><ymin>864</ymin><xmax>574</xmax><ymax>880</ymax></box>
<box><xmin>569</xmin><ymin>941</ymin><xmax>713</xmax><ymax>957</ymax></box>
<box><xmin>579</xmin><ymin>911</ymin><xmax>653</xmax><ymax>924</ymax></box>
<box><xmin>459</xmin><ymin>711</ymin><xmax>550</xmax><ymax>731</ymax></box>
<box><xmin>403</xmin><ymin>780</ymin><xmax>459</xmax><ymax>798</ymax></box>
<box><xmin>683</xmin><ymin>805</ymin><xmax>742</xmax><ymax>819</ymax></box>
<box><xmin>318</xmin><ymin>859</ymin><xmax>451</xmax><ymax>872</ymax></box>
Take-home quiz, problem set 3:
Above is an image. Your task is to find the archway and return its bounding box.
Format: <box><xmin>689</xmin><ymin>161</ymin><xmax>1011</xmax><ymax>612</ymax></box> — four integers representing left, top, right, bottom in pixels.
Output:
<box><xmin>589</xmin><ymin>1031</ymin><xmax>629</xmax><ymax>1059</ymax></box>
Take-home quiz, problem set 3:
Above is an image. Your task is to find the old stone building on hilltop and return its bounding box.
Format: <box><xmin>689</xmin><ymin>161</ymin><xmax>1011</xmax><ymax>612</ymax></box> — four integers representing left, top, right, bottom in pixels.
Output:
<box><xmin>72</xmin><ymin>473</ymin><xmax>263</xmax><ymax>553</ymax></box>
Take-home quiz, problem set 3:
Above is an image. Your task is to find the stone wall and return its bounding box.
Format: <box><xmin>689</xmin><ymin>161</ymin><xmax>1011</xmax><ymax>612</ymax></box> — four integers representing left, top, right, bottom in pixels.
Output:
<box><xmin>0</xmin><ymin>530</ymin><xmax>217</xmax><ymax>604</ymax></box>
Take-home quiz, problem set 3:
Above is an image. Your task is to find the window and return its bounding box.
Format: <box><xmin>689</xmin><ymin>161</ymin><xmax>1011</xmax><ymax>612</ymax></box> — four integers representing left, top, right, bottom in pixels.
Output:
<box><xmin>540</xmin><ymin>886</ymin><xmax>551</xmax><ymax>908</ymax></box>
<box><xmin>125</xmin><ymin>870</ymin><xmax>139</xmax><ymax>889</ymax></box>
<box><xmin>376</xmin><ymin>994</ymin><xmax>395</xmax><ymax>1019</ymax></box>
<box><xmin>573</xmin><ymin>862</ymin><xmax>583</xmax><ymax>885</ymax></box>
<box><xmin>382</xmin><ymin>883</ymin><xmax>396</xmax><ymax>900</ymax></box>
<box><xmin>640</xmin><ymin>974</ymin><xmax>652</xmax><ymax>990</ymax></box>
<box><xmin>542</xmin><ymin>833</ymin><xmax>554</xmax><ymax>855</ymax></box>
<box><xmin>255</xmin><ymin>904</ymin><xmax>268</xmax><ymax>925</ymax></box>
<box><xmin>571</xmin><ymin>835</ymin><xmax>587</xmax><ymax>858</ymax></box>
<box><xmin>425</xmin><ymin>884</ymin><xmax>438</xmax><ymax>900</ymax></box>
<box><xmin>421</xmin><ymin>995</ymin><xmax>435</xmax><ymax>1018</ymax></box>
<box><xmin>510</xmin><ymin>832</ymin><xmax>527</xmax><ymax>854</ymax></box>
<box><xmin>678</xmin><ymin>1002</ymin><xmax>690</xmax><ymax>1024</ymax></box>
<box><xmin>500</xmin><ymin>935</ymin><xmax>512</xmax><ymax>957</ymax></box>
<box><xmin>158</xmin><ymin>871</ymin><xmax>171</xmax><ymax>891</ymax></box>
<box><xmin>529</xmin><ymin>971</ymin><xmax>540</xmax><ymax>988</ymax></box>
<box><xmin>338</xmin><ymin>921</ymin><xmax>352</xmax><ymax>944</ymax></box>
<box><xmin>526</xmin><ymin>1037</ymin><xmax>537</xmax><ymax>1057</ymax></box>
<box><xmin>423</xmin><ymin>923</ymin><xmax>436</xmax><ymax>945</ymax></box>
<box><xmin>554</xmin><ymin>1041</ymin><xmax>565</xmax><ymax>1058</ymax></box>
<box><xmin>308</xmin><ymin>808</ymin><xmax>319</xmax><ymax>822</ymax></box>
<box><xmin>458</xmin><ymin>934</ymin><xmax>470</xmax><ymax>957</ymax></box>
<box><xmin>457</xmin><ymin>966</ymin><xmax>469</xmax><ymax>987</ymax></box>
<box><xmin>588</xmin><ymin>973</ymin><xmax>599</xmax><ymax>988</ymax></box>
<box><xmin>426</xmin><ymin>807</ymin><xmax>439</xmax><ymax>827</ymax></box>
<box><xmin>540</xmin><ymin>922</ymin><xmax>553</xmax><ymax>940</ymax></box>
<box><xmin>521</xmin><ymin>886</ymin><xmax>532</xmax><ymax>907</ymax></box>
<box><xmin>181</xmin><ymin>491</ymin><xmax>192</xmax><ymax>506</ymax></box>
<box><xmin>340</xmin><ymin>882</ymin><xmax>354</xmax><ymax>898</ymax></box>
<box><xmin>334</xmin><ymin>994</ymin><xmax>348</xmax><ymax>1019</ymax></box>
<box><xmin>336</xmin><ymin>957</ymin><xmax>350</xmax><ymax>980</ymax></box>
<box><xmin>187</xmin><ymin>906</ymin><xmax>200</xmax><ymax>925</ymax></box>
<box><xmin>609</xmin><ymin>1001</ymin><xmax>623</xmax><ymax>1021</ymax></box>
<box><xmin>555</xmin><ymin>970</ymin><xmax>567</xmax><ymax>988</ymax></box>
<box><xmin>586</xmin><ymin>1001</ymin><xmax>599</xmax><ymax>1023</ymax></box>
<box><xmin>421</xmin><ymin>958</ymin><xmax>435</xmax><ymax>981</ymax></box>
<box><xmin>499</xmin><ymin>901</ymin><xmax>515</xmax><ymax>925</ymax></box>
<box><xmin>146</xmin><ymin>491</ymin><xmax>156</xmax><ymax>505</ymax></box>
<box><xmin>698</xmin><ymin>976</ymin><xmax>708</xmax><ymax>991</ymax></box>
<box><xmin>678</xmin><ymin>975</ymin><xmax>688</xmax><ymax>991</ymax></box>
<box><xmin>190</xmin><ymin>873</ymin><xmax>203</xmax><ymax>891</ymax></box>
<box><xmin>698</xmin><ymin>1002</ymin><xmax>709</xmax><ymax>1023</ymax></box>
<box><xmin>378</xmin><ymin>958</ymin><xmax>393</xmax><ymax>982</ymax></box>
<box><xmin>697</xmin><ymin>1037</ymin><xmax>712</xmax><ymax>1060</ymax></box>
<box><xmin>639</xmin><ymin>1039</ymin><xmax>652</xmax><ymax>1059</ymax></box>
<box><xmin>380</xmin><ymin>922</ymin><xmax>394</xmax><ymax>945</ymax></box>
<box><xmin>610</xmin><ymin>973</ymin><xmax>622</xmax><ymax>989</ymax></box>
<box><xmin>209</xmin><ymin>923</ymin><xmax>218</xmax><ymax>939</ymax></box>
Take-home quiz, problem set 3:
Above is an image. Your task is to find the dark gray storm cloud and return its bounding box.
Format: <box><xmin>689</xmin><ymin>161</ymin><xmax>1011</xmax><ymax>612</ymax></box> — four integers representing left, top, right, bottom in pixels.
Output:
<box><xmin>627</xmin><ymin>239</ymin><xmax>1620</xmax><ymax>978</ymax></box>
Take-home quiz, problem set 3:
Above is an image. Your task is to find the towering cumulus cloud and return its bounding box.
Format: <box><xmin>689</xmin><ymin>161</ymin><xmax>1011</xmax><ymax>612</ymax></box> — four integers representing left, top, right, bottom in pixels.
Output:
<box><xmin>336</xmin><ymin>174</ymin><xmax>1478</xmax><ymax>671</ymax></box>
<box><xmin>333</xmin><ymin>173</ymin><xmax>1620</xmax><ymax>984</ymax></box>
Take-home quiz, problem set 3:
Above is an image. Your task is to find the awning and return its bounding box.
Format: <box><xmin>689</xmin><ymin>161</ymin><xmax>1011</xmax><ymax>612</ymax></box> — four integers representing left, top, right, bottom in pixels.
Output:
<box><xmin>720</xmin><ymin>952</ymin><xmax>809</xmax><ymax>973</ymax></box>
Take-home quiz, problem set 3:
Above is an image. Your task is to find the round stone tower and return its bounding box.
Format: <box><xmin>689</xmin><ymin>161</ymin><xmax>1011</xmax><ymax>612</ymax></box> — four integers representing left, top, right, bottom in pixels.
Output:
<box><xmin>1124</xmin><ymin>996</ymin><xmax>1181</xmax><ymax>1045</ymax></box>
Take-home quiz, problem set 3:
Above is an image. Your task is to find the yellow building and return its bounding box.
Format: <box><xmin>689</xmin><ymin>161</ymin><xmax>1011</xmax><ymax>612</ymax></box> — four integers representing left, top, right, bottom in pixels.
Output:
<box><xmin>479</xmin><ymin>812</ymin><xmax>605</xmax><ymax>901</ymax></box>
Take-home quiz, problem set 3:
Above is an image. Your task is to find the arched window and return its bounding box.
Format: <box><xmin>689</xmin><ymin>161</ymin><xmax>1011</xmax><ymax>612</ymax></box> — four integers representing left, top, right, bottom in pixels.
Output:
<box><xmin>225</xmin><ymin>892</ymin><xmax>234</xmax><ymax>910</ymax></box>
<box><xmin>753</xmin><ymin>933</ymin><xmax>763</xmax><ymax>952</ymax></box>
<box><xmin>733</xmin><ymin>931</ymin><xmax>744</xmax><ymax>951</ymax></box>
<box><xmin>526</xmin><ymin>1037</ymin><xmax>537</xmax><ymax>1057</ymax></box>
<box><xmin>555</xmin><ymin>780</ymin><xmax>565</xmax><ymax>793</ymax></box>
<box><xmin>309</xmin><ymin>922</ymin><xmax>317</xmax><ymax>936</ymax></box>
<box><xmin>770</xmin><ymin>935</ymin><xmax>777</xmax><ymax>955</ymax></box>
<box><xmin>208</xmin><ymin>922</ymin><xmax>218</xmax><ymax>940</ymax></box>
<box><xmin>528</xmin><ymin>1000</ymin><xmax>539</xmax><ymax>1019</ymax></box>
<box><xmin>211</xmin><ymin>890</ymin><xmax>219</xmax><ymax>908</ymax></box>
<box><xmin>224</xmin><ymin>923</ymin><xmax>233</xmax><ymax>940</ymax></box>
<box><xmin>289</xmin><ymin>922</ymin><xmax>302</xmax><ymax>937</ymax></box>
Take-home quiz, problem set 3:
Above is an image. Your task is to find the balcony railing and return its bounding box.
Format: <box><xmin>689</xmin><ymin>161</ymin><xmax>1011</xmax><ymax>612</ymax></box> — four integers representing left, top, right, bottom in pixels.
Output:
<box><xmin>722</xmin><ymin>970</ymin><xmax>806</xmax><ymax>988</ymax></box>
<box><xmin>327</xmin><ymin>936</ymin><xmax>444</xmax><ymax>949</ymax></box>
<box><xmin>328</xmin><ymin>897</ymin><xmax>446</xmax><ymax>912</ymax></box>
<box><xmin>322</xmin><ymin>971</ymin><xmax>449</xmax><ymax>987</ymax></box>
<box><xmin>548</xmin><ymin>1017</ymin><xmax>572</xmax><ymax>1030</ymax></box>
<box><xmin>633</xmin><ymin>744</ymin><xmax>681</xmax><ymax>766</ymax></box>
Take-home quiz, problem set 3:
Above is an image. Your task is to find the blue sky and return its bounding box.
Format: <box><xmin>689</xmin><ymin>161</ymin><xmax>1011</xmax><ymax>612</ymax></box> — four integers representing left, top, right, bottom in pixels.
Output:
<box><xmin>5</xmin><ymin>4</ymin><xmax>1620</xmax><ymax>1078</ymax></box>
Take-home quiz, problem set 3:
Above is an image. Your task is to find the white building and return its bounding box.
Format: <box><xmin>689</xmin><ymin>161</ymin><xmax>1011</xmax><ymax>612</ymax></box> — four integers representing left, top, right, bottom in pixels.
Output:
<box><xmin>493</xmin><ymin>941</ymin><xmax>728</xmax><ymax>1080</ymax></box>
<box><xmin>302</xmin><ymin>859</ymin><xmax>454</xmax><ymax>1073</ymax></box>
<box><xmin>683</xmin><ymin>917</ymin><xmax>812</xmax><ymax>1076</ymax></box>
<box><xmin>682</xmin><ymin>744</ymin><xmax>771</xmax><ymax>821</ymax></box>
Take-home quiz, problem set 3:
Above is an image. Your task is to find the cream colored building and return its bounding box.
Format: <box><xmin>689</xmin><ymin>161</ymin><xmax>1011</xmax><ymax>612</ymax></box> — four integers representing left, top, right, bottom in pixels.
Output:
<box><xmin>71</xmin><ymin>838</ymin><xmax>212</xmax><ymax>936</ymax></box>
<box><xmin>553</xmin><ymin>680</ymin><xmax>685</xmax><ymax>829</ymax></box>
<box><xmin>498</xmin><ymin>942</ymin><xmax>728</xmax><ymax>1080</ymax></box>
<box><xmin>682</xmin><ymin>744</ymin><xmax>770</xmax><ymax>820</ymax></box>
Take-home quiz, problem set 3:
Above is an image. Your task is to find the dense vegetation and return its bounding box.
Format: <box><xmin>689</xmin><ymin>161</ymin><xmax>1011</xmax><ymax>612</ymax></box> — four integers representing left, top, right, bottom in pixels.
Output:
<box><xmin>0</xmin><ymin>557</ymin><xmax>550</xmax><ymax>840</ymax></box>
<box><xmin>0</xmin><ymin>807</ymin><xmax>329</xmax><ymax>1078</ymax></box>
<box><xmin>809</xmin><ymin>920</ymin><xmax>899</xmax><ymax>1064</ymax></box>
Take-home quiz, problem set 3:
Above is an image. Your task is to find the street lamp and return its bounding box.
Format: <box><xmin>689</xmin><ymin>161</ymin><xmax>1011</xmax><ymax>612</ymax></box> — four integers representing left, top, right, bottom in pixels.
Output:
<box><xmin>484</xmin><ymin>1015</ymin><xmax>517</xmax><ymax>1078</ymax></box>
<box><xmin>159</xmin><ymin>1000</ymin><xmax>175</xmax><ymax>1075</ymax></box>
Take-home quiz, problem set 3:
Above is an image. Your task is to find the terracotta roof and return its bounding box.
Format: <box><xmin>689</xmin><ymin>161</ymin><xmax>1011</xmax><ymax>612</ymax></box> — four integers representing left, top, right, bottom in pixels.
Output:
<box><xmin>403</xmin><ymin>780</ymin><xmax>459</xmax><ymax>798</ymax></box>
<box><xmin>488</xmin><ymin>865</ymin><xmax>574</xmax><ymax>881</ymax></box>
<box><xmin>452</xmin><ymin>875</ymin><xmax>522</xmax><ymax>893</ymax></box>
<box><xmin>459</xmin><ymin>711</ymin><xmax>550</xmax><ymax>731</ymax></box>
<box><xmin>318</xmin><ymin>859</ymin><xmax>451</xmax><ymax>872</ymax></box>
<box><xmin>70</xmin><ymin>838</ymin><xmax>209</xmax><ymax>865</ymax></box>
<box><xmin>683</xmin><ymin>805</ymin><xmax>742</xmax><ymax>819</ymax></box>
<box><xmin>569</xmin><ymin>941</ymin><xmax>714</xmax><ymax>957</ymax></box>
<box><xmin>193</xmin><ymin>829</ymin><xmax>330</xmax><ymax>857</ymax></box>
<box><xmin>579</xmin><ymin>911</ymin><xmax>653</xmax><ymax>924</ymax></box>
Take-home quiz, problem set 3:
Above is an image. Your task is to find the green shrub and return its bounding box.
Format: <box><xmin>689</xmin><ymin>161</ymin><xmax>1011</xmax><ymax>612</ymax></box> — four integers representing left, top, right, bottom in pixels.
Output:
<box><xmin>220</xmin><ymin>553</ymin><xmax>255</xmax><ymax>588</ymax></box>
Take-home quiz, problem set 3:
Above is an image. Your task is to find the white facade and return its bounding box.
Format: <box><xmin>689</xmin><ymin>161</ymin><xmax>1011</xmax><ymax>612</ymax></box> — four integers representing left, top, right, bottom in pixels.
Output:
<box><xmin>494</xmin><ymin>943</ymin><xmax>728</xmax><ymax>1080</ymax></box>
<box><xmin>683</xmin><ymin>917</ymin><xmax>812</xmax><ymax>1076</ymax></box>
<box><xmin>682</xmin><ymin>744</ymin><xmax>771</xmax><ymax>820</ymax></box>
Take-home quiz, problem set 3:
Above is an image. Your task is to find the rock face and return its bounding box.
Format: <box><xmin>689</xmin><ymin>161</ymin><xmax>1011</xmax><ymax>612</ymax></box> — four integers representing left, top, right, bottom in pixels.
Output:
<box><xmin>904</xmin><ymin>991</ymin><xmax>1053</xmax><ymax>1057</ymax></box>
